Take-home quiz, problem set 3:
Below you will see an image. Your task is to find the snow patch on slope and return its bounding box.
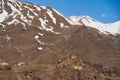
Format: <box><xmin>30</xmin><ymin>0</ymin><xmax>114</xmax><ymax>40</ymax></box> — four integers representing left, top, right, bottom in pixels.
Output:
<box><xmin>39</xmin><ymin>18</ymin><xmax>60</xmax><ymax>34</ymax></box>
<box><xmin>8</xmin><ymin>0</ymin><xmax>17</xmax><ymax>3</ymax></box>
<box><xmin>60</xmin><ymin>23</ymin><xmax>69</xmax><ymax>29</ymax></box>
<box><xmin>38</xmin><ymin>47</ymin><xmax>43</xmax><ymax>50</ymax></box>
<box><xmin>7</xmin><ymin>2</ymin><xmax>21</xmax><ymax>14</ymax></box>
<box><xmin>0</xmin><ymin>10</ymin><xmax>8</xmax><ymax>22</ymax></box>
<box><xmin>53</xmin><ymin>9</ymin><xmax>74</xmax><ymax>25</ymax></box>
<box><xmin>47</xmin><ymin>9</ymin><xmax>56</xmax><ymax>24</ymax></box>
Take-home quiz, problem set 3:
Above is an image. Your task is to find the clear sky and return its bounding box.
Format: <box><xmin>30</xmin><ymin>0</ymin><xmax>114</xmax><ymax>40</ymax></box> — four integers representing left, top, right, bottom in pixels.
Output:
<box><xmin>21</xmin><ymin>0</ymin><xmax>120</xmax><ymax>23</ymax></box>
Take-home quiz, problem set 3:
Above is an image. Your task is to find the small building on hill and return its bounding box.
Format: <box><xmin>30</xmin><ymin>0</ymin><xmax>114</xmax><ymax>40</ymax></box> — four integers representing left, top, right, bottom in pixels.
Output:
<box><xmin>70</xmin><ymin>53</ymin><xmax>78</xmax><ymax>59</ymax></box>
<box><xmin>0</xmin><ymin>62</ymin><xmax>11</xmax><ymax>71</ymax></box>
<box><xmin>17</xmin><ymin>62</ymin><xmax>26</xmax><ymax>66</ymax></box>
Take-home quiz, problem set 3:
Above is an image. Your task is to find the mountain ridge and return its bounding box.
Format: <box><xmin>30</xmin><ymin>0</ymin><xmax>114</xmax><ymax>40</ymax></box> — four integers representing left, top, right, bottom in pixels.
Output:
<box><xmin>0</xmin><ymin>0</ymin><xmax>120</xmax><ymax>35</ymax></box>
<box><xmin>69</xmin><ymin>15</ymin><xmax>120</xmax><ymax>35</ymax></box>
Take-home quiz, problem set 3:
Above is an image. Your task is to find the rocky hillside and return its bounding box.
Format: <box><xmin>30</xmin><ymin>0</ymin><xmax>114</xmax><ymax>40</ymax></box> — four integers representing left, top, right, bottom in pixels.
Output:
<box><xmin>0</xmin><ymin>0</ymin><xmax>73</xmax><ymax>64</ymax></box>
<box><xmin>0</xmin><ymin>0</ymin><xmax>120</xmax><ymax>80</ymax></box>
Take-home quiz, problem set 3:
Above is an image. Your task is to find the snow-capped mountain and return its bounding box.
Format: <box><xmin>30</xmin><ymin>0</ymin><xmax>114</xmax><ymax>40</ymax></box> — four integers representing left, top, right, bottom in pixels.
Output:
<box><xmin>0</xmin><ymin>0</ymin><xmax>119</xmax><ymax>63</ymax></box>
<box><xmin>0</xmin><ymin>0</ymin><xmax>72</xmax><ymax>32</ymax></box>
<box><xmin>0</xmin><ymin>0</ymin><xmax>120</xmax><ymax>36</ymax></box>
<box><xmin>69</xmin><ymin>15</ymin><xmax>120</xmax><ymax>35</ymax></box>
<box><xmin>0</xmin><ymin>0</ymin><xmax>74</xmax><ymax>64</ymax></box>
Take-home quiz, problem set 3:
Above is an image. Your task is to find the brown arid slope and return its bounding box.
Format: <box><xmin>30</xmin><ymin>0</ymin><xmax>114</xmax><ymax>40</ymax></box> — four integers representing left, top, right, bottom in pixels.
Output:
<box><xmin>0</xmin><ymin>0</ymin><xmax>120</xmax><ymax>80</ymax></box>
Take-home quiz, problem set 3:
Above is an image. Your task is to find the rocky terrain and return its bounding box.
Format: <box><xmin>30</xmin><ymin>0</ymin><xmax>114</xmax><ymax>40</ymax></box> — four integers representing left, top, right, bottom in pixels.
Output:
<box><xmin>0</xmin><ymin>0</ymin><xmax>120</xmax><ymax>80</ymax></box>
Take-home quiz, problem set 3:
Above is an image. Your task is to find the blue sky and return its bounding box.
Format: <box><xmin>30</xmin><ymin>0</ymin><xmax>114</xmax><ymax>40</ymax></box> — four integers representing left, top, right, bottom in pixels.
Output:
<box><xmin>21</xmin><ymin>0</ymin><xmax>120</xmax><ymax>23</ymax></box>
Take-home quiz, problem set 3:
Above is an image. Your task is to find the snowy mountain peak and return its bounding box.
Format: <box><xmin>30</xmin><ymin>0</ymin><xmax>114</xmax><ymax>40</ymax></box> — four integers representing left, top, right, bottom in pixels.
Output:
<box><xmin>0</xmin><ymin>0</ymin><xmax>72</xmax><ymax>34</ymax></box>
<box><xmin>69</xmin><ymin>15</ymin><xmax>120</xmax><ymax>35</ymax></box>
<box><xmin>69</xmin><ymin>15</ymin><xmax>101</xmax><ymax>25</ymax></box>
